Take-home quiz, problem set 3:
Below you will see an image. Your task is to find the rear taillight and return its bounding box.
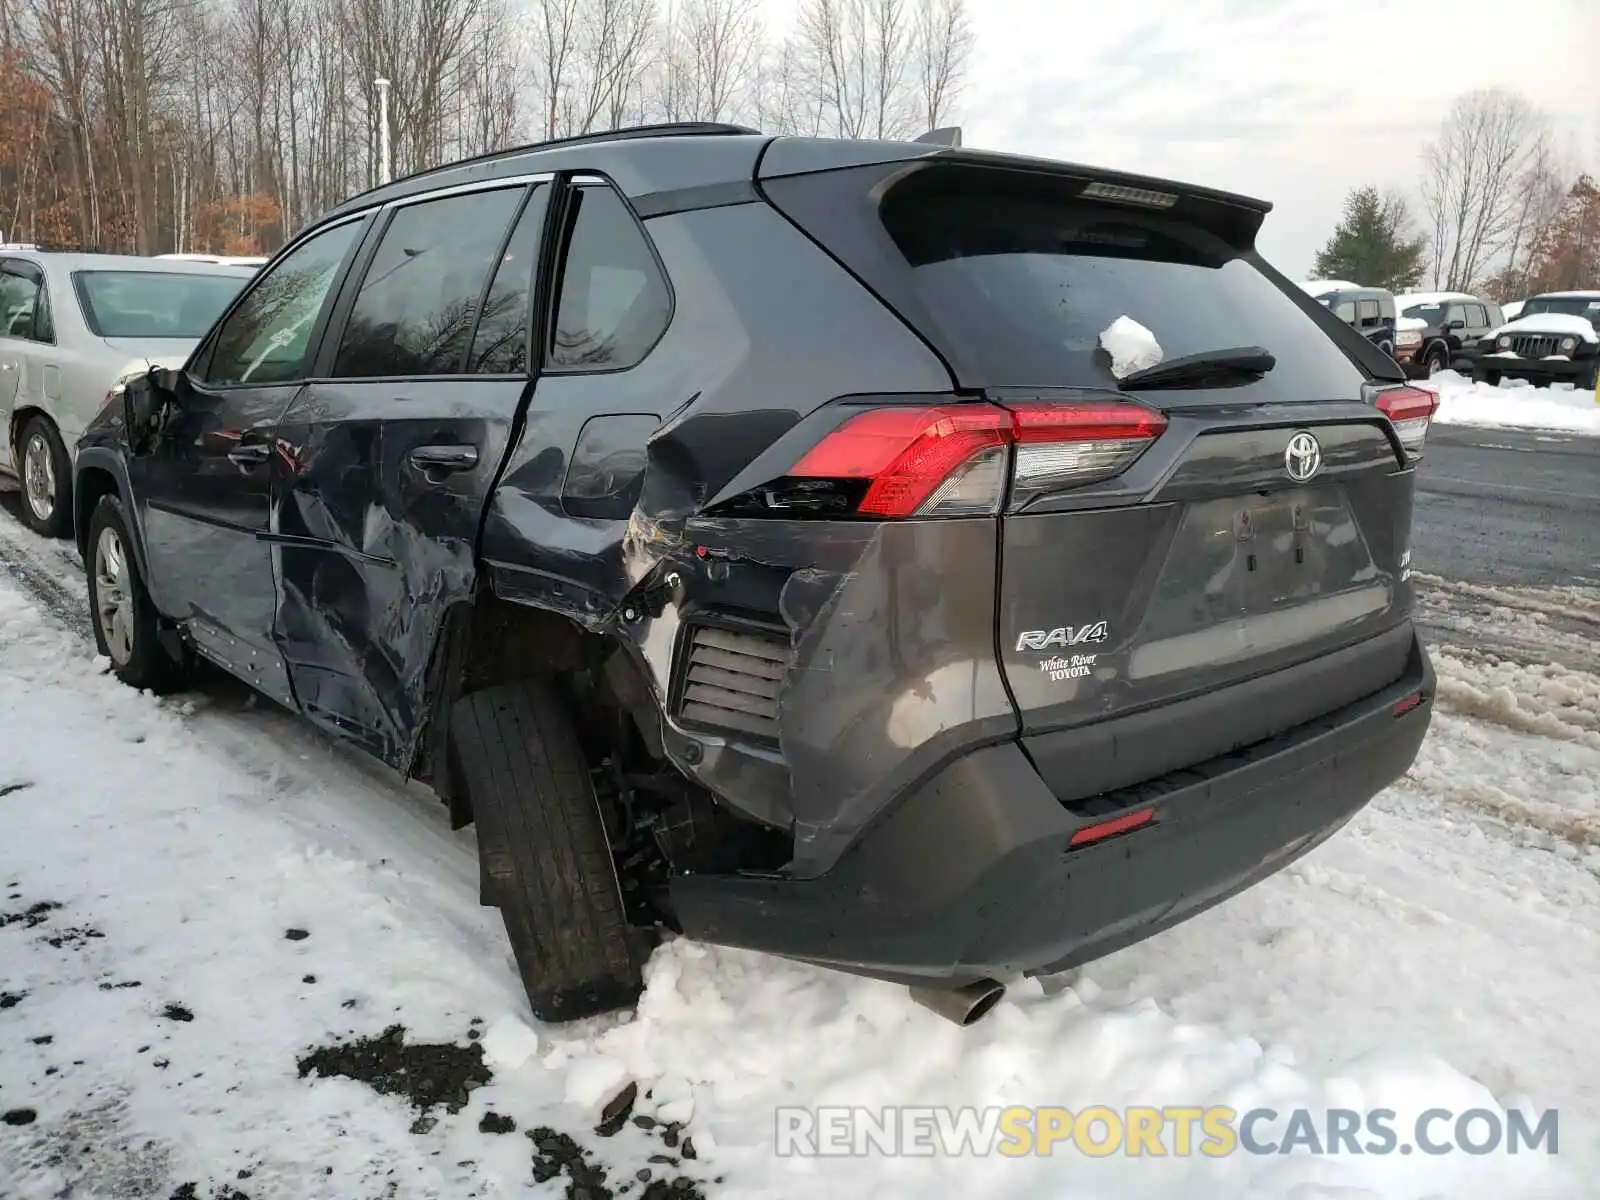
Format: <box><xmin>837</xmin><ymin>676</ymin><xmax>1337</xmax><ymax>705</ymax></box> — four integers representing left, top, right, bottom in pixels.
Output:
<box><xmin>1375</xmin><ymin>385</ymin><xmax>1439</xmax><ymax>458</ymax></box>
<box><xmin>788</xmin><ymin>405</ymin><xmax>1010</xmax><ymax>517</ymax></box>
<box><xmin>784</xmin><ymin>400</ymin><xmax>1166</xmax><ymax>518</ymax></box>
<box><xmin>1009</xmin><ymin>403</ymin><xmax>1168</xmax><ymax>509</ymax></box>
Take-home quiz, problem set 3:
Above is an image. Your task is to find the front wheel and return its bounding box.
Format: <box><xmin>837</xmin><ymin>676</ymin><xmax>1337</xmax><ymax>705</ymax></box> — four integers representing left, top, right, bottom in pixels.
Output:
<box><xmin>85</xmin><ymin>495</ymin><xmax>191</xmax><ymax>693</ymax></box>
<box><xmin>17</xmin><ymin>415</ymin><xmax>72</xmax><ymax>538</ymax></box>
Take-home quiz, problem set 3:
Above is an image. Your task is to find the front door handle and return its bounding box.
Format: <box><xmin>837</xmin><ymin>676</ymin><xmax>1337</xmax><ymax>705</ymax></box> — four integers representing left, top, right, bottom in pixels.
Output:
<box><xmin>227</xmin><ymin>443</ymin><xmax>271</xmax><ymax>468</ymax></box>
<box><xmin>409</xmin><ymin>444</ymin><xmax>479</xmax><ymax>475</ymax></box>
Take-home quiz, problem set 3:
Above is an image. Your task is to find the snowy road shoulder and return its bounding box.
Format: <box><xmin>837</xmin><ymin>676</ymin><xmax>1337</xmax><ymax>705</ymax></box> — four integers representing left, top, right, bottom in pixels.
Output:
<box><xmin>1</xmin><ymin>571</ymin><xmax>1598</xmax><ymax>1198</ymax></box>
<box><xmin>1423</xmin><ymin>370</ymin><xmax>1600</xmax><ymax>436</ymax></box>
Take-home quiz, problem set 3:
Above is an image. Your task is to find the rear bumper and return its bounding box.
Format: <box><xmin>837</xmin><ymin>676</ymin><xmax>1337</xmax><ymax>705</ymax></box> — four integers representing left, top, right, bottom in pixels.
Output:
<box><xmin>671</xmin><ymin>629</ymin><xmax>1433</xmax><ymax>987</ymax></box>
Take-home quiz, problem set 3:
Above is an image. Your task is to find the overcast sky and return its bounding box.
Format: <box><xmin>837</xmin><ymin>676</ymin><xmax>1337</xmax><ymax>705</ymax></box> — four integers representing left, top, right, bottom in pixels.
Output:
<box><xmin>766</xmin><ymin>0</ymin><xmax>1599</xmax><ymax>277</ymax></box>
<box><xmin>954</xmin><ymin>0</ymin><xmax>1600</xmax><ymax>275</ymax></box>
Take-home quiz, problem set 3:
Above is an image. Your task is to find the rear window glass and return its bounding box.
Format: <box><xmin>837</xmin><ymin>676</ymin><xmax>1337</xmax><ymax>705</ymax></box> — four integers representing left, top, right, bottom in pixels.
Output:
<box><xmin>875</xmin><ymin>174</ymin><xmax>1367</xmax><ymax>393</ymax></box>
<box><xmin>73</xmin><ymin>270</ymin><xmax>248</xmax><ymax>338</ymax></box>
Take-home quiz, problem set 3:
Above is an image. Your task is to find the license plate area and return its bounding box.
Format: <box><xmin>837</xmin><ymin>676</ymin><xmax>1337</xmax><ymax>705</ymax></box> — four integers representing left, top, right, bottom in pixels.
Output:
<box><xmin>1139</xmin><ymin>488</ymin><xmax>1375</xmax><ymax>637</ymax></box>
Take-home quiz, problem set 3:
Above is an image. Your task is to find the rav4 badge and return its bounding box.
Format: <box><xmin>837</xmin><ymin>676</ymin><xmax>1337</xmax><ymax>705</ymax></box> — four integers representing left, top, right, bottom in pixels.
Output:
<box><xmin>1016</xmin><ymin>621</ymin><xmax>1109</xmax><ymax>652</ymax></box>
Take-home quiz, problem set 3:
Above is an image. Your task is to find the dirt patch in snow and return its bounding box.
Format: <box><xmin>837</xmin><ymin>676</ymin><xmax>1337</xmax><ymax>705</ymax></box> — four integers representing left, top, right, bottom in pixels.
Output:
<box><xmin>295</xmin><ymin>1024</ymin><xmax>491</xmax><ymax>1114</ymax></box>
<box><xmin>1</xmin><ymin>899</ymin><xmax>62</xmax><ymax>928</ymax></box>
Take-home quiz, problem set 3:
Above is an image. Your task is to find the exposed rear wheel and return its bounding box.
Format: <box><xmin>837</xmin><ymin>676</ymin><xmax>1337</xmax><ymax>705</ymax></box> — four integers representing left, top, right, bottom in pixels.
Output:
<box><xmin>85</xmin><ymin>494</ymin><xmax>191</xmax><ymax>693</ymax></box>
<box><xmin>1425</xmin><ymin>346</ymin><xmax>1449</xmax><ymax>377</ymax></box>
<box><xmin>17</xmin><ymin>415</ymin><xmax>71</xmax><ymax>538</ymax></box>
<box><xmin>449</xmin><ymin>682</ymin><xmax>646</xmax><ymax>1023</ymax></box>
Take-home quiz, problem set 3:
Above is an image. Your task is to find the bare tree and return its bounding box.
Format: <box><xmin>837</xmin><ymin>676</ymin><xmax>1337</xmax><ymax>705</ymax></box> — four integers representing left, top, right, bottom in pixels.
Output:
<box><xmin>911</xmin><ymin>0</ymin><xmax>969</xmax><ymax>132</ymax></box>
<box><xmin>658</xmin><ymin>0</ymin><xmax>760</xmax><ymax>123</ymax></box>
<box><xmin>1421</xmin><ymin>88</ymin><xmax>1550</xmax><ymax>291</ymax></box>
<box><xmin>796</xmin><ymin>0</ymin><xmax>918</xmax><ymax>140</ymax></box>
<box><xmin>569</xmin><ymin>0</ymin><xmax>655</xmax><ymax>134</ymax></box>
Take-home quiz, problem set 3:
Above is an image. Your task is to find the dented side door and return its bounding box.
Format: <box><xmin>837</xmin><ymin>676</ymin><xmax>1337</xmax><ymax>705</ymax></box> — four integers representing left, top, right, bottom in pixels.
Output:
<box><xmin>269</xmin><ymin>179</ymin><xmax>553</xmax><ymax>766</ymax></box>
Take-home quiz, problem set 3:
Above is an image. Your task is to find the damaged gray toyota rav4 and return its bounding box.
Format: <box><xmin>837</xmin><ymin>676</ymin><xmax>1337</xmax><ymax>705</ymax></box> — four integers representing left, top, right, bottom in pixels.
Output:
<box><xmin>74</xmin><ymin>123</ymin><xmax>1437</xmax><ymax>1026</ymax></box>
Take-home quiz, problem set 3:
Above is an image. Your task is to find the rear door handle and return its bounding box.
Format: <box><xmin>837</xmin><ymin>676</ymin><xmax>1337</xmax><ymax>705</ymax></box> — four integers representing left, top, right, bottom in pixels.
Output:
<box><xmin>410</xmin><ymin>444</ymin><xmax>479</xmax><ymax>475</ymax></box>
<box><xmin>227</xmin><ymin>443</ymin><xmax>271</xmax><ymax>468</ymax></box>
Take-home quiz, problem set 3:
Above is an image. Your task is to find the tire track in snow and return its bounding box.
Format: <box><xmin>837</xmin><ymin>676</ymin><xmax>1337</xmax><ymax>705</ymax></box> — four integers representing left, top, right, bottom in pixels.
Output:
<box><xmin>0</xmin><ymin>496</ymin><xmax>91</xmax><ymax>643</ymax></box>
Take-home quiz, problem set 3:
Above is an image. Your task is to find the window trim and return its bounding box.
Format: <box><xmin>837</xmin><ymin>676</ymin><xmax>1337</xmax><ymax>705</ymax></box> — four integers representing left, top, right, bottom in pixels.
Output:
<box><xmin>313</xmin><ymin>173</ymin><xmax>556</xmax><ymax>384</ymax></box>
<box><xmin>190</xmin><ymin>212</ymin><xmax>373</xmax><ymax>391</ymax></box>
<box><xmin>539</xmin><ymin>172</ymin><xmax>676</xmax><ymax>378</ymax></box>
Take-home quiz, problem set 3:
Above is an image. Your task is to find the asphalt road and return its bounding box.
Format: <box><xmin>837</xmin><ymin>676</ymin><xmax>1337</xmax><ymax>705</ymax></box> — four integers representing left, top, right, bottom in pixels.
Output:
<box><xmin>1413</xmin><ymin>424</ymin><xmax>1600</xmax><ymax>587</ymax></box>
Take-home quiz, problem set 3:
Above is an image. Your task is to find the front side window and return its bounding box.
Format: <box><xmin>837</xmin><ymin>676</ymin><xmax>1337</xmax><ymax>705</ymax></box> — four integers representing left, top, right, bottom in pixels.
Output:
<box><xmin>333</xmin><ymin>187</ymin><xmax>525</xmax><ymax>378</ymax></box>
<box><xmin>548</xmin><ymin>184</ymin><xmax>670</xmax><ymax>370</ymax></box>
<box><xmin>202</xmin><ymin>221</ymin><xmax>361</xmax><ymax>386</ymax></box>
<box><xmin>74</xmin><ymin>271</ymin><xmax>248</xmax><ymax>339</ymax></box>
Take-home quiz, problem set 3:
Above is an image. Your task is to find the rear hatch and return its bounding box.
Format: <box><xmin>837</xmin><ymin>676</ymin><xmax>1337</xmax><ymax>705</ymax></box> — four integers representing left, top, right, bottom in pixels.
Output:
<box><xmin>760</xmin><ymin>152</ymin><xmax>1424</xmax><ymax>802</ymax></box>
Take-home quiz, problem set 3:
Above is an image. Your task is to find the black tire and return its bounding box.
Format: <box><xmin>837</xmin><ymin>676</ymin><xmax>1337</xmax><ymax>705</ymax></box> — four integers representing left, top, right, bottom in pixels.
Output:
<box><xmin>1424</xmin><ymin>345</ymin><xmax>1450</xmax><ymax>377</ymax></box>
<box><xmin>16</xmin><ymin>414</ymin><xmax>72</xmax><ymax>537</ymax></box>
<box><xmin>449</xmin><ymin>682</ymin><xmax>644</xmax><ymax>1022</ymax></box>
<box><xmin>84</xmin><ymin>494</ymin><xmax>191</xmax><ymax>693</ymax></box>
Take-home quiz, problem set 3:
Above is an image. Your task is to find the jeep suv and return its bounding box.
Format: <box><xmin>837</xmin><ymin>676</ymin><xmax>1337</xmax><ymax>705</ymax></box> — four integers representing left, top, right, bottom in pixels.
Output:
<box><xmin>1393</xmin><ymin>291</ymin><xmax>1502</xmax><ymax>378</ymax></box>
<box><xmin>1470</xmin><ymin>290</ymin><xmax>1600</xmax><ymax>388</ymax></box>
<box><xmin>73</xmin><ymin>124</ymin><xmax>1437</xmax><ymax>1026</ymax></box>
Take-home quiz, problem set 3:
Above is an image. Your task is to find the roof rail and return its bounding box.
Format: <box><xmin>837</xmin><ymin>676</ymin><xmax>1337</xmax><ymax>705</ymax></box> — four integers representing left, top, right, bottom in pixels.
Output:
<box><xmin>346</xmin><ymin>121</ymin><xmax>762</xmax><ymax>205</ymax></box>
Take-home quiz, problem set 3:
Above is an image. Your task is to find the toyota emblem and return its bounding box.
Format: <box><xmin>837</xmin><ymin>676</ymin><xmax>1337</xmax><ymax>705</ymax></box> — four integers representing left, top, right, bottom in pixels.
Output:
<box><xmin>1285</xmin><ymin>431</ymin><xmax>1321</xmax><ymax>483</ymax></box>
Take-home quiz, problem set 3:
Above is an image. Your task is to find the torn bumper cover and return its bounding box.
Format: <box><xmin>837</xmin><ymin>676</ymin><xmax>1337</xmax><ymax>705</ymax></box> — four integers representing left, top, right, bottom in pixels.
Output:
<box><xmin>667</xmin><ymin>632</ymin><xmax>1432</xmax><ymax>987</ymax></box>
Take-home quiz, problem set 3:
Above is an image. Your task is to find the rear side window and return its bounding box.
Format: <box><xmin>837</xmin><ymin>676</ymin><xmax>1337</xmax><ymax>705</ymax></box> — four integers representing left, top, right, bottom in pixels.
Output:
<box><xmin>334</xmin><ymin>186</ymin><xmax>525</xmax><ymax>378</ymax></box>
<box><xmin>776</xmin><ymin>165</ymin><xmax>1367</xmax><ymax>394</ymax></box>
<box><xmin>0</xmin><ymin>267</ymin><xmax>48</xmax><ymax>343</ymax></box>
<box><xmin>548</xmin><ymin>184</ymin><xmax>670</xmax><ymax>370</ymax></box>
<box><xmin>470</xmin><ymin>185</ymin><xmax>549</xmax><ymax>374</ymax></box>
<box><xmin>1355</xmin><ymin>298</ymin><xmax>1381</xmax><ymax>327</ymax></box>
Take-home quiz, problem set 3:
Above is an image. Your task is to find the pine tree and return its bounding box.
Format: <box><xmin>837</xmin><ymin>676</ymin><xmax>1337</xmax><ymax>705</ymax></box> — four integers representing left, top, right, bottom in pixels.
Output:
<box><xmin>1311</xmin><ymin>186</ymin><xmax>1428</xmax><ymax>291</ymax></box>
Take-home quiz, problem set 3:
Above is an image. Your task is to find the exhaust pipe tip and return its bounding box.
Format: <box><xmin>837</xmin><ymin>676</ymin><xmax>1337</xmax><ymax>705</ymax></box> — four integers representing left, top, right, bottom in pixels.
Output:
<box><xmin>910</xmin><ymin>978</ymin><xmax>1007</xmax><ymax>1027</ymax></box>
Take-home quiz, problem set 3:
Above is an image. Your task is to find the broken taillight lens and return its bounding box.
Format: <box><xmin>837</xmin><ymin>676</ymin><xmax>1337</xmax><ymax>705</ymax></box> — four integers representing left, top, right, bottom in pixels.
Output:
<box><xmin>1374</xmin><ymin>385</ymin><xmax>1439</xmax><ymax>459</ymax></box>
<box><xmin>784</xmin><ymin>400</ymin><xmax>1166</xmax><ymax>518</ymax></box>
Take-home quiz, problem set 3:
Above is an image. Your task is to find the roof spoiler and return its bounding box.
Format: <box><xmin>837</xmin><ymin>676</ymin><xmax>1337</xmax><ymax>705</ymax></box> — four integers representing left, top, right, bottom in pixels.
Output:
<box><xmin>913</xmin><ymin>126</ymin><xmax>963</xmax><ymax>147</ymax></box>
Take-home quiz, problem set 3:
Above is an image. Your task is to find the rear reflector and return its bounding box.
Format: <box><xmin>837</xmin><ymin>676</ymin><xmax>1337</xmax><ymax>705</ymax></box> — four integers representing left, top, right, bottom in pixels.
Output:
<box><xmin>1068</xmin><ymin>807</ymin><xmax>1156</xmax><ymax>847</ymax></box>
<box><xmin>1392</xmin><ymin>692</ymin><xmax>1425</xmax><ymax>717</ymax></box>
<box><xmin>1375</xmin><ymin>385</ymin><xmax>1439</xmax><ymax>458</ymax></box>
<box><xmin>787</xmin><ymin>401</ymin><xmax>1166</xmax><ymax>518</ymax></box>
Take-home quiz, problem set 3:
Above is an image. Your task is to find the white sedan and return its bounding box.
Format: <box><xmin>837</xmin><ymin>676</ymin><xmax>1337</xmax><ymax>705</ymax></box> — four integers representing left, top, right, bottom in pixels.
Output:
<box><xmin>0</xmin><ymin>252</ymin><xmax>254</xmax><ymax>535</ymax></box>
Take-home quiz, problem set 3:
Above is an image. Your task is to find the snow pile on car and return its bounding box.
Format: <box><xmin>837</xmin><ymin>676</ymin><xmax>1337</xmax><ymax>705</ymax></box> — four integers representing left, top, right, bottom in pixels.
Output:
<box><xmin>1489</xmin><ymin>313</ymin><xmax>1599</xmax><ymax>343</ymax></box>
<box><xmin>1421</xmin><ymin>371</ymin><xmax>1600</xmax><ymax>435</ymax></box>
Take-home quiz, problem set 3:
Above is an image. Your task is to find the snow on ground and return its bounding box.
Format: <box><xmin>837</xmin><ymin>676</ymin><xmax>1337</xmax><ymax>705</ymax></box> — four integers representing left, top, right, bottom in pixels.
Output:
<box><xmin>1423</xmin><ymin>370</ymin><xmax>1600</xmax><ymax>436</ymax></box>
<box><xmin>2</xmin><ymin>561</ymin><xmax>1599</xmax><ymax>1197</ymax></box>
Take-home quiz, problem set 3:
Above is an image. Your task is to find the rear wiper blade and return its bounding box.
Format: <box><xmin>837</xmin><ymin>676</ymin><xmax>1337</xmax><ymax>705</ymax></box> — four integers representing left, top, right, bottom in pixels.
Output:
<box><xmin>1117</xmin><ymin>345</ymin><xmax>1276</xmax><ymax>390</ymax></box>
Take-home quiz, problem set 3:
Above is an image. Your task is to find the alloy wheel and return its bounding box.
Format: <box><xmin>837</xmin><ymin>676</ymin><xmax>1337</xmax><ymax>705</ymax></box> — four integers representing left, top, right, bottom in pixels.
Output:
<box><xmin>22</xmin><ymin>432</ymin><xmax>55</xmax><ymax>522</ymax></box>
<box><xmin>94</xmin><ymin>526</ymin><xmax>135</xmax><ymax>666</ymax></box>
